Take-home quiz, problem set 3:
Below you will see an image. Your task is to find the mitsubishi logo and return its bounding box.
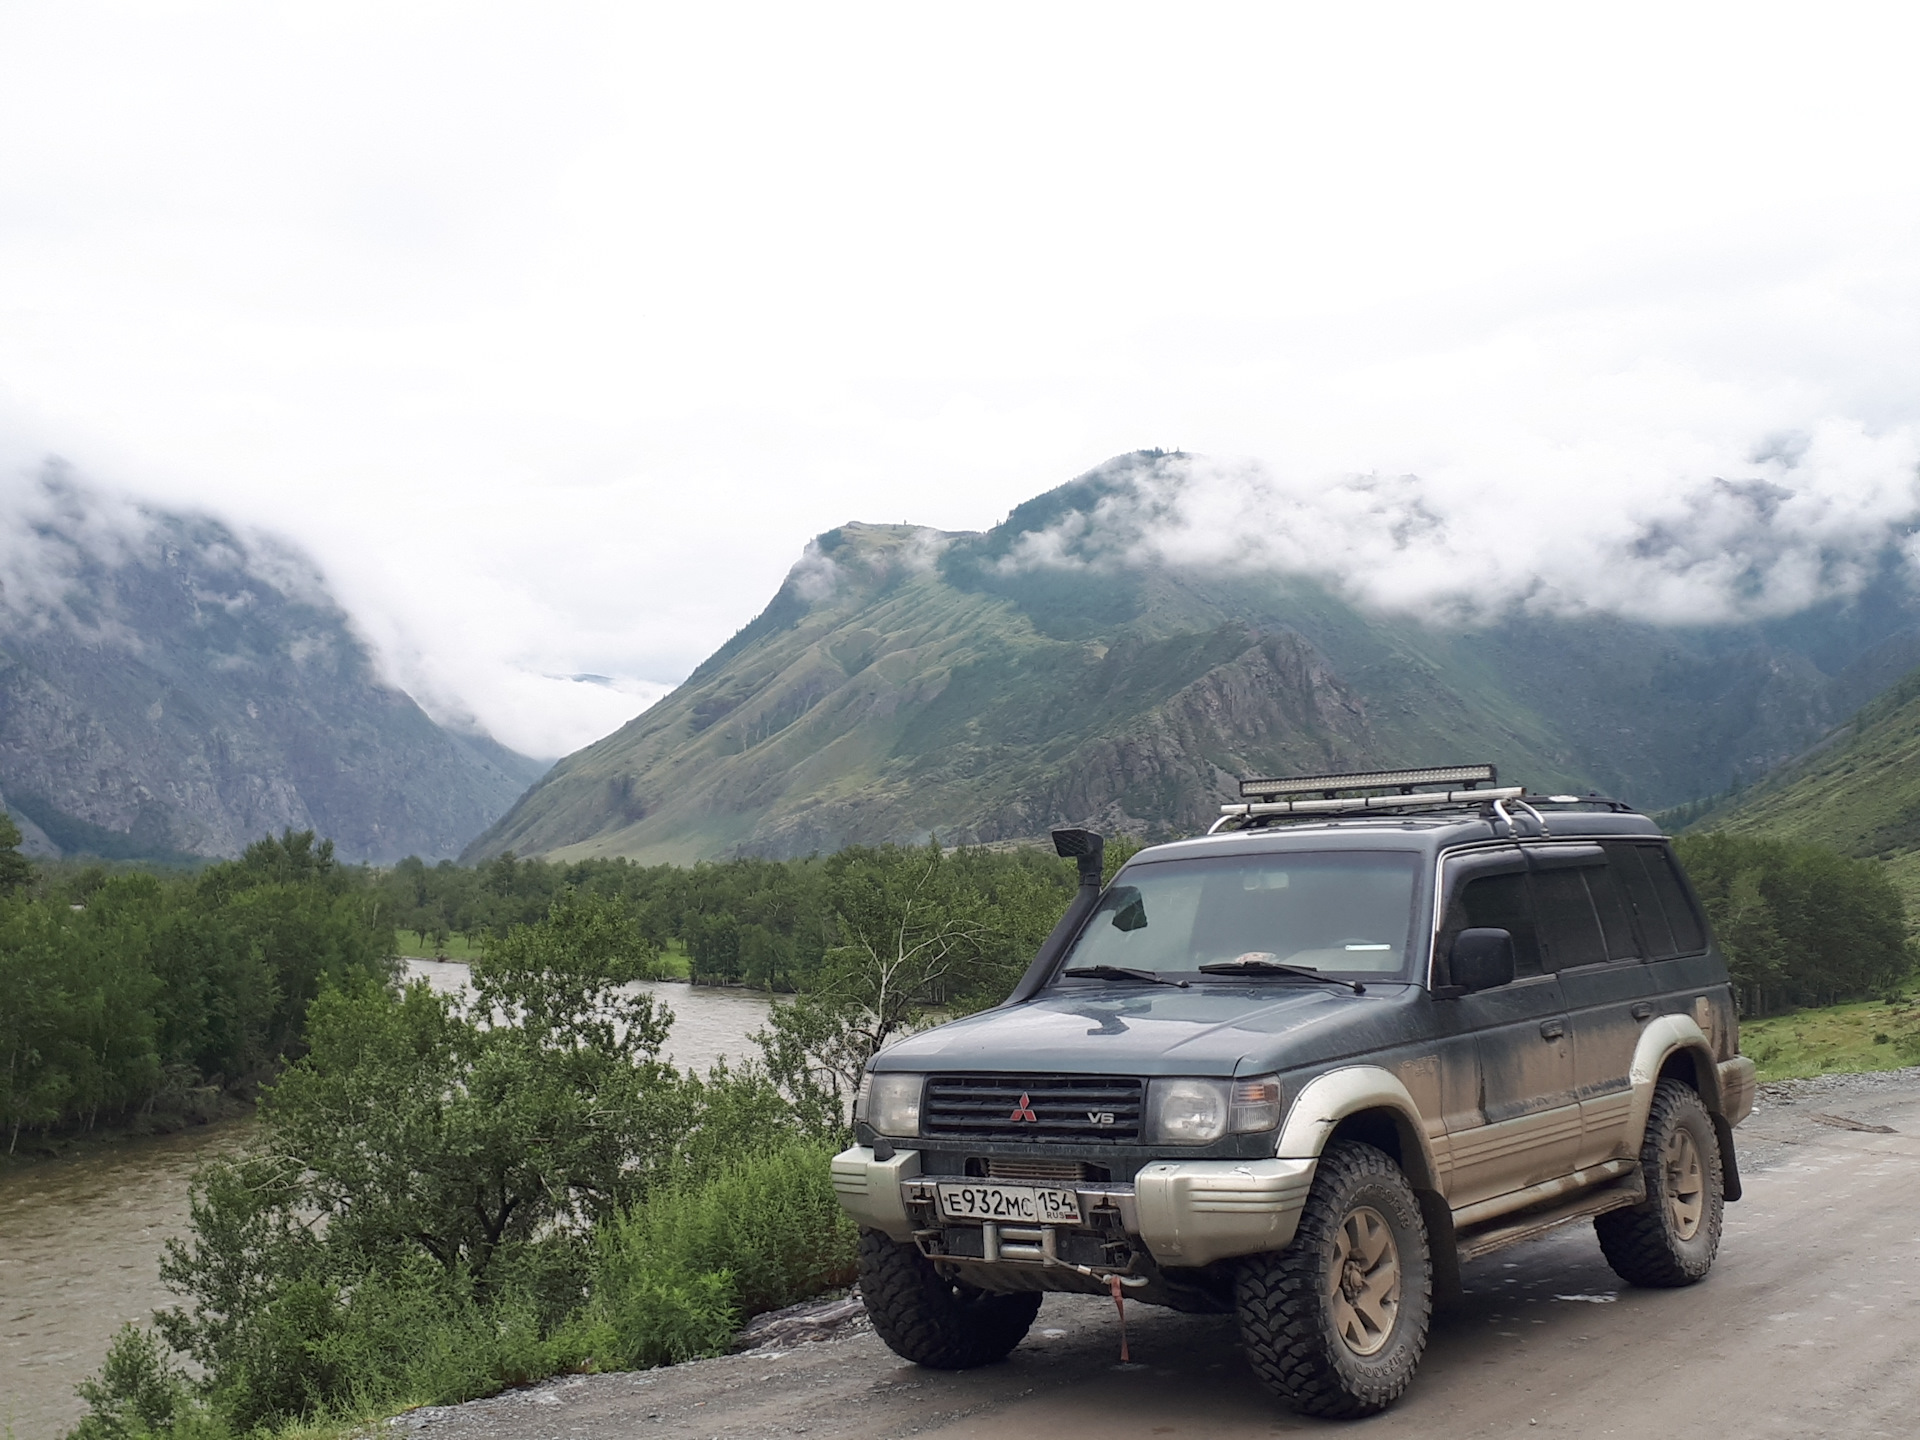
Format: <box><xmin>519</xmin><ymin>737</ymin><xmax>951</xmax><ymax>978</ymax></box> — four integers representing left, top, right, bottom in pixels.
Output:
<box><xmin>1010</xmin><ymin>1092</ymin><xmax>1038</xmax><ymax>1122</ymax></box>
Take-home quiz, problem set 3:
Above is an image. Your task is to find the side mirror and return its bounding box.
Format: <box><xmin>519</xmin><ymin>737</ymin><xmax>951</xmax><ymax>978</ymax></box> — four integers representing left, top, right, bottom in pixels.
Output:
<box><xmin>1448</xmin><ymin>928</ymin><xmax>1516</xmax><ymax>993</ymax></box>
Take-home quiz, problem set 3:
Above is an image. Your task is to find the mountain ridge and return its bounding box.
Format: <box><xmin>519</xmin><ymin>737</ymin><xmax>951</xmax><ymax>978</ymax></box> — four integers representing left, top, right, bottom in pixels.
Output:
<box><xmin>467</xmin><ymin>453</ymin><xmax>1920</xmax><ymax>865</ymax></box>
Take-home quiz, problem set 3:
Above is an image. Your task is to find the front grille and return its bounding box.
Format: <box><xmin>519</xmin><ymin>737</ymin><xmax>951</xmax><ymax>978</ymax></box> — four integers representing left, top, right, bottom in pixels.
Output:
<box><xmin>986</xmin><ymin>1157</ymin><xmax>1091</xmax><ymax>1183</ymax></box>
<box><xmin>923</xmin><ymin>1074</ymin><xmax>1143</xmax><ymax>1143</ymax></box>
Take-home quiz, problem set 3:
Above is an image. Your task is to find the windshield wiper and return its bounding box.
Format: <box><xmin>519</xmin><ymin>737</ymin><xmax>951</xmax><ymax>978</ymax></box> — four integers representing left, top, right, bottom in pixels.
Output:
<box><xmin>1196</xmin><ymin>958</ymin><xmax>1367</xmax><ymax>994</ymax></box>
<box><xmin>1062</xmin><ymin>964</ymin><xmax>1190</xmax><ymax>989</ymax></box>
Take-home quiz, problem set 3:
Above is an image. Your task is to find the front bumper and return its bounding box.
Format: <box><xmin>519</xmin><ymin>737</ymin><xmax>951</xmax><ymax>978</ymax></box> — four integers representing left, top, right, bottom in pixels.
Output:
<box><xmin>830</xmin><ymin>1146</ymin><xmax>1317</xmax><ymax>1270</ymax></box>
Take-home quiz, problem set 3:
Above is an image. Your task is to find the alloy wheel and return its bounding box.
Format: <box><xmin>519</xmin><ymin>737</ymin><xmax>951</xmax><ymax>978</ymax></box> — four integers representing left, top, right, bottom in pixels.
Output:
<box><xmin>1663</xmin><ymin>1125</ymin><xmax>1705</xmax><ymax>1240</ymax></box>
<box><xmin>1328</xmin><ymin>1204</ymin><xmax>1402</xmax><ymax>1356</ymax></box>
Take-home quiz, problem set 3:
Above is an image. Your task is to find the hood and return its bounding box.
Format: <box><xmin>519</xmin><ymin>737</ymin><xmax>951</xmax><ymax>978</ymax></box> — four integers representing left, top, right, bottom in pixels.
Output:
<box><xmin>875</xmin><ymin>981</ymin><xmax>1418</xmax><ymax>1077</ymax></box>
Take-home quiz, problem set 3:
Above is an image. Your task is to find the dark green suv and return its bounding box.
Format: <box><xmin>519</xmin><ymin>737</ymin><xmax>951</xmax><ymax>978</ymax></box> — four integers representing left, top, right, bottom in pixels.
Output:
<box><xmin>833</xmin><ymin>767</ymin><xmax>1755</xmax><ymax>1417</ymax></box>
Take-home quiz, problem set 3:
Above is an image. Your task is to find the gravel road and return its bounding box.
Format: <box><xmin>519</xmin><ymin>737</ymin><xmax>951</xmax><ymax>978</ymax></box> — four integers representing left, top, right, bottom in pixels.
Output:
<box><xmin>406</xmin><ymin>1069</ymin><xmax>1920</xmax><ymax>1440</ymax></box>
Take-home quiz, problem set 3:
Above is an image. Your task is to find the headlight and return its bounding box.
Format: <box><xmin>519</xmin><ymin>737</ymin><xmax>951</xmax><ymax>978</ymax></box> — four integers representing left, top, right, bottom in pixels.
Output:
<box><xmin>1147</xmin><ymin>1075</ymin><xmax>1283</xmax><ymax>1144</ymax></box>
<box><xmin>862</xmin><ymin>1072</ymin><xmax>924</xmax><ymax>1138</ymax></box>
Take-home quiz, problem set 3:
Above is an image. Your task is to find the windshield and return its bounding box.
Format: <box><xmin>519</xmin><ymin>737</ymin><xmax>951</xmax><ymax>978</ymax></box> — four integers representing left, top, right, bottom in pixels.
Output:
<box><xmin>1055</xmin><ymin>851</ymin><xmax>1422</xmax><ymax>981</ymax></box>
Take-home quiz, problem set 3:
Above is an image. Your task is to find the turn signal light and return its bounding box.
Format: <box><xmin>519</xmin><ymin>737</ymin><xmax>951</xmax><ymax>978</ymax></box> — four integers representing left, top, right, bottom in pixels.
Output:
<box><xmin>1230</xmin><ymin>1077</ymin><xmax>1283</xmax><ymax>1133</ymax></box>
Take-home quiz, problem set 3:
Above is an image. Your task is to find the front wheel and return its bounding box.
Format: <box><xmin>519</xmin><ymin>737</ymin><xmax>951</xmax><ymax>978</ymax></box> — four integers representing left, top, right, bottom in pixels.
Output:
<box><xmin>1595</xmin><ymin>1077</ymin><xmax>1724</xmax><ymax>1287</ymax></box>
<box><xmin>856</xmin><ymin>1229</ymin><xmax>1041</xmax><ymax>1369</ymax></box>
<box><xmin>1236</xmin><ymin>1140</ymin><xmax>1433</xmax><ymax>1418</ymax></box>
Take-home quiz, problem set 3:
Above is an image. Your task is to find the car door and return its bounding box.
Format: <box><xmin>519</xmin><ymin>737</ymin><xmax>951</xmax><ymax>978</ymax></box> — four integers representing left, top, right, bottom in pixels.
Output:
<box><xmin>1528</xmin><ymin>844</ymin><xmax>1644</xmax><ymax>1170</ymax></box>
<box><xmin>1434</xmin><ymin>849</ymin><xmax>1580</xmax><ymax>1210</ymax></box>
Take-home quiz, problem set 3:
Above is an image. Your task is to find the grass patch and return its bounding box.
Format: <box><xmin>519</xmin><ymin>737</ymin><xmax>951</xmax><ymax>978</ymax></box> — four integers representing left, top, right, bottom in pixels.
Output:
<box><xmin>593</xmin><ymin>1140</ymin><xmax>856</xmax><ymax>1368</ymax></box>
<box><xmin>1740</xmin><ymin>992</ymin><xmax>1920</xmax><ymax>1081</ymax></box>
<box><xmin>392</xmin><ymin>932</ymin><xmax>482</xmax><ymax>961</ymax></box>
<box><xmin>657</xmin><ymin>938</ymin><xmax>691</xmax><ymax>980</ymax></box>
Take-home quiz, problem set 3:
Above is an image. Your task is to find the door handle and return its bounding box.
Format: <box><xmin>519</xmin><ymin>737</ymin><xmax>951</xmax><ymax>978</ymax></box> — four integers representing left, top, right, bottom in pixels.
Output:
<box><xmin>1632</xmin><ymin>1003</ymin><xmax>1654</xmax><ymax>1021</ymax></box>
<box><xmin>1539</xmin><ymin>1019</ymin><xmax>1565</xmax><ymax>1040</ymax></box>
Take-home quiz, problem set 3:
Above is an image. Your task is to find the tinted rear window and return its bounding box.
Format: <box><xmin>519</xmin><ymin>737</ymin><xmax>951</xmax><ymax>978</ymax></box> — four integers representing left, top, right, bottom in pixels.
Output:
<box><xmin>1586</xmin><ymin>866</ymin><xmax>1642</xmax><ymax>960</ymax></box>
<box><xmin>1604</xmin><ymin>842</ymin><xmax>1706</xmax><ymax>958</ymax></box>
<box><xmin>1532</xmin><ymin>868</ymin><xmax>1608</xmax><ymax>970</ymax></box>
<box><xmin>1645</xmin><ymin>847</ymin><xmax>1707</xmax><ymax>954</ymax></box>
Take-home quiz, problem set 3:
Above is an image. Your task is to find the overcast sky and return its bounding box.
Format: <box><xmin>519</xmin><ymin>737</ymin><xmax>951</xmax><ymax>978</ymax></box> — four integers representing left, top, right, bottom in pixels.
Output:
<box><xmin>3</xmin><ymin>3</ymin><xmax>1919</xmax><ymax>758</ymax></box>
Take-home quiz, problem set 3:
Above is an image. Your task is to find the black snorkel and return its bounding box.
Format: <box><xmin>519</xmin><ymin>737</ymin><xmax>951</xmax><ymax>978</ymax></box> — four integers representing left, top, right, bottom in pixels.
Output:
<box><xmin>1001</xmin><ymin>827</ymin><xmax>1105</xmax><ymax>1006</ymax></box>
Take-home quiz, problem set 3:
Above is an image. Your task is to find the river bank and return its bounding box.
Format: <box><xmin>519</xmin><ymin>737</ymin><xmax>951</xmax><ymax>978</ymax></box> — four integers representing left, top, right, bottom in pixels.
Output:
<box><xmin>0</xmin><ymin>1096</ymin><xmax>253</xmax><ymax>1175</ymax></box>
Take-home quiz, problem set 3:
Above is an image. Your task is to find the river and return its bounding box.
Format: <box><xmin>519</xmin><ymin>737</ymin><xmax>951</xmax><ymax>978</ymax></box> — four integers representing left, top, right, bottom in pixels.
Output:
<box><xmin>0</xmin><ymin>969</ymin><xmax>773</xmax><ymax>1440</ymax></box>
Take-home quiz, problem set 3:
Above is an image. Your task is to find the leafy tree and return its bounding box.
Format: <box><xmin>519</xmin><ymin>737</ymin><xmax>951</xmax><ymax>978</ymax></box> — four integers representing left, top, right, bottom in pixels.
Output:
<box><xmin>1676</xmin><ymin>832</ymin><xmax>1914</xmax><ymax>1012</ymax></box>
<box><xmin>686</xmin><ymin>909</ymin><xmax>742</xmax><ymax>984</ymax></box>
<box><xmin>0</xmin><ymin>829</ymin><xmax>394</xmax><ymax>1149</ymax></box>
<box><xmin>753</xmin><ymin>841</ymin><xmax>1077</xmax><ymax>1125</ymax></box>
<box><xmin>0</xmin><ymin>809</ymin><xmax>32</xmax><ymax>895</ymax></box>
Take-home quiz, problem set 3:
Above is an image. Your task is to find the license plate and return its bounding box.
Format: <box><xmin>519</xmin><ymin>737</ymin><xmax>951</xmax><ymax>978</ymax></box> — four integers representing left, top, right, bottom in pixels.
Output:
<box><xmin>936</xmin><ymin>1182</ymin><xmax>1081</xmax><ymax>1223</ymax></box>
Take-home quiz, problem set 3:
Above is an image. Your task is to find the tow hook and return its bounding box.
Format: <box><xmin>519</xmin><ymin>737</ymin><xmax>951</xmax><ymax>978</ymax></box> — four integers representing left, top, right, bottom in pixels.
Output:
<box><xmin>1037</xmin><ymin>1232</ymin><xmax>1146</xmax><ymax>1365</ymax></box>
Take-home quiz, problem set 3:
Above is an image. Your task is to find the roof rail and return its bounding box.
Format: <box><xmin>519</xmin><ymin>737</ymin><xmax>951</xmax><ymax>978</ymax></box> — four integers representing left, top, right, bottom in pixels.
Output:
<box><xmin>1212</xmin><ymin>767</ymin><xmax>1639</xmax><ymax>833</ymax></box>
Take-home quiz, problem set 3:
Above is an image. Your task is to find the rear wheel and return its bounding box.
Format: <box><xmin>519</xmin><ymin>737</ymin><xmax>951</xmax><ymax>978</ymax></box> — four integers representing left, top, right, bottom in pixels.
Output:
<box><xmin>856</xmin><ymin>1229</ymin><xmax>1041</xmax><ymax>1369</ymax></box>
<box><xmin>1236</xmin><ymin>1140</ymin><xmax>1433</xmax><ymax>1418</ymax></box>
<box><xmin>1595</xmin><ymin>1077</ymin><xmax>1724</xmax><ymax>1287</ymax></box>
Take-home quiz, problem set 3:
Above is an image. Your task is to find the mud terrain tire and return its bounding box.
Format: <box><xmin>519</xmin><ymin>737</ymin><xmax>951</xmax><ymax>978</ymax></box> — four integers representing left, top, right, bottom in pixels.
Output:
<box><xmin>857</xmin><ymin>1229</ymin><xmax>1042</xmax><ymax>1369</ymax></box>
<box><xmin>1235</xmin><ymin>1140</ymin><xmax>1433</xmax><ymax>1418</ymax></box>
<box><xmin>1596</xmin><ymin>1077</ymin><xmax>1724</xmax><ymax>1287</ymax></box>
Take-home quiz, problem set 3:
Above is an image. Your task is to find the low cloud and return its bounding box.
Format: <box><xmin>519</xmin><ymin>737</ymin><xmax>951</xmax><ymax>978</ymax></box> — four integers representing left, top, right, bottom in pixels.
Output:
<box><xmin>788</xmin><ymin>526</ymin><xmax>954</xmax><ymax>607</ymax></box>
<box><xmin>996</xmin><ymin>424</ymin><xmax>1920</xmax><ymax>628</ymax></box>
<box><xmin>0</xmin><ymin>460</ymin><xmax>342</xmax><ymax>629</ymax></box>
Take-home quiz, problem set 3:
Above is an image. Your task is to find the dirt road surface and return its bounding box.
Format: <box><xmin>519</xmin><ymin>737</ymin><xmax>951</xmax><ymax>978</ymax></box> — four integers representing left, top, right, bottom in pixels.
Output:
<box><xmin>410</xmin><ymin>1071</ymin><xmax>1920</xmax><ymax>1440</ymax></box>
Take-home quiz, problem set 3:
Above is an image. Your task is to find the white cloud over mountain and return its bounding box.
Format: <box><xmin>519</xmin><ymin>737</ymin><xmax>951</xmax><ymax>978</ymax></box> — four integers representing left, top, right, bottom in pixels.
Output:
<box><xmin>2</xmin><ymin>3</ymin><xmax>1919</xmax><ymax>755</ymax></box>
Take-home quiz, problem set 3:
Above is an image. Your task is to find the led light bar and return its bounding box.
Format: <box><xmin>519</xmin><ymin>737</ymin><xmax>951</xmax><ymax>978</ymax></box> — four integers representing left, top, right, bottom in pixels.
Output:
<box><xmin>1239</xmin><ymin>763</ymin><xmax>1498</xmax><ymax>800</ymax></box>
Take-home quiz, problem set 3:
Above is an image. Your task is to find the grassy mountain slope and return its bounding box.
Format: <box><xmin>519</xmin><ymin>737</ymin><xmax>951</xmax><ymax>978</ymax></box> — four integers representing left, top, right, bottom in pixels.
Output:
<box><xmin>1692</xmin><ymin>667</ymin><xmax>1920</xmax><ymax>909</ymax></box>
<box><xmin>468</xmin><ymin>454</ymin><xmax>1919</xmax><ymax>865</ymax></box>
<box><xmin>0</xmin><ymin>473</ymin><xmax>538</xmax><ymax>862</ymax></box>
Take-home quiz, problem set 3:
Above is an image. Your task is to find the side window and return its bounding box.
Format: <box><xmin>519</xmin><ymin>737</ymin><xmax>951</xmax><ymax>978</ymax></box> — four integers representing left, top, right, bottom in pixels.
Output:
<box><xmin>1644</xmin><ymin>847</ymin><xmax>1708</xmax><ymax>955</ymax></box>
<box><xmin>1585</xmin><ymin>866</ymin><xmax>1642</xmax><ymax>960</ymax></box>
<box><xmin>1531</xmin><ymin>868</ymin><xmax>1607</xmax><ymax>970</ymax></box>
<box><xmin>1457</xmin><ymin>872</ymin><xmax>1544</xmax><ymax>978</ymax></box>
<box><xmin>1605</xmin><ymin>842</ymin><xmax>1677</xmax><ymax>958</ymax></box>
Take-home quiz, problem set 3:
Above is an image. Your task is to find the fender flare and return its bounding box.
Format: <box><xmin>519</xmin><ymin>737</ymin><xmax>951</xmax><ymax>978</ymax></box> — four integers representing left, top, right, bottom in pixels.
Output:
<box><xmin>1626</xmin><ymin>1016</ymin><xmax>1742</xmax><ymax>1200</ymax></box>
<box><xmin>1275</xmin><ymin>1065</ymin><xmax>1444</xmax><ymax>1193</ymax></box>
<box><xmin>1626</xmin><ymin>1014</ymin><xmax>1722</xmax><ymax>1137</ymax></box>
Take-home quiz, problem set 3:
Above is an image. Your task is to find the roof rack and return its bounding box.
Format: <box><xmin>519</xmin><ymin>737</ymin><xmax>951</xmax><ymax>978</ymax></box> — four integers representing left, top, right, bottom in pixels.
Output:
<box><xmin>1237</xmin><ymin>763</ymin><xmax>1499</xmax><ymax>800</ymax></box>
<box><xmin>1212</xmin><ymin>765</ymin><xmax>1638</xmax><ymax>833</ymax></box>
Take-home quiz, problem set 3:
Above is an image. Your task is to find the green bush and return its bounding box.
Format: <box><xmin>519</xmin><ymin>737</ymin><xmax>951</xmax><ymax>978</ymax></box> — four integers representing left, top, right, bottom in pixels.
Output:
<box><xmin>216</xmin><ymin>1263</ymin><xmax>606</xmax><ymax>1429</ymax></box>
<box><xmin>594</xmin><ymin>1141</ymin><xmax>857</xmax><ymax>1368</ymax></box>
<box><xmin>72</xmin><ymin>1326</ymin><xmax>190</xmax><ymax>1440</ymax></box>
<box><xmin>78</xmin><ymin>1266</ymin><xmax>611</xmax><ymax>1440</ymax></box>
